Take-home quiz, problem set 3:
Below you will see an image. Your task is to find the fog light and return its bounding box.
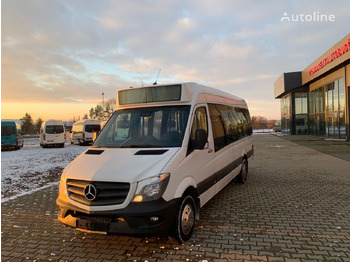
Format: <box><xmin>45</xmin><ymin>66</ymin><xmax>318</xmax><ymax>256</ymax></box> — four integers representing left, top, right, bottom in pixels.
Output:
<box><xmin>133</xmin><ymin>195</ymin><xmax>143</xmax><ymax>202</ymax></box>
<box><xmin>149</xmin><ymin>216</ymin><xmax>159</xmax><ymax>223</ymax></box>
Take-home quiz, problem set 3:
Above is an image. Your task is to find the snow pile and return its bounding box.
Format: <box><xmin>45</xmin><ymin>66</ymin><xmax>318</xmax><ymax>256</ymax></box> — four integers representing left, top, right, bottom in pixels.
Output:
<box><xmin>1</xmin><ymin>141</ymin><xmax>88</xmax><ymax>202</ymax></box>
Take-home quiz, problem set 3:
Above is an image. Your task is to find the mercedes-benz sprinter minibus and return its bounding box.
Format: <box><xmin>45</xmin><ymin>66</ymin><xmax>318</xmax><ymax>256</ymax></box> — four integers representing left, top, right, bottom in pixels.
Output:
<box><xmin>57</xmin><ymin>82</ymin><xmax>254</xmax><ymax>243</ymax></box>
<box><xmin>40</xmin><ymin>119</ymin><xmax>66</xmax><ymax>148</ymax></box>
<box><xmin>70</xmin><ymin>119</ymin><xmax>101</xmax><ymax>146</ymax></box>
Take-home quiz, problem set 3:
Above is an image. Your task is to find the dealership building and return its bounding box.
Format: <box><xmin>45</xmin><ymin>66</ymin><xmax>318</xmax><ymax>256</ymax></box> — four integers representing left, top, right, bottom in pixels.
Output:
<box><xmin>274</xmin><ymin>33</ymin><xmax>350</xmax><ymax>141</ymax></box>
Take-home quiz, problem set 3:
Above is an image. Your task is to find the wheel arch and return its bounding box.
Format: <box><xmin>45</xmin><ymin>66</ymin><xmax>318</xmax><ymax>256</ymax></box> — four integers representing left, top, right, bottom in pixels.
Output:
<box><xmin>182</xmin><ymin>186</ymin><xmax>200</xmax><ymax>221</ymax></box>
<box><xmin>172</xmin><ymin>177</ymin><xmax>200</xmax><ymax>220</ymax></box>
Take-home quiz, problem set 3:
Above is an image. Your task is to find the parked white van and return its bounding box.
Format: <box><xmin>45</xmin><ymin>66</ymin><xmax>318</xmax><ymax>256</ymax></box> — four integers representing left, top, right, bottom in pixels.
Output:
<box><xmin>70</xmin><ymin>119</ymin><xmax>101</xmax><ymax>145</ymax></box>
<box><xmin>57</xmin><ymin>83</ymin><xmax>254</xmax><ymax>242</ymax></box>
<box><xmin>40</xmin><ymin>119</ymin><xmax>66</xmax><ymax>148</ymax></box>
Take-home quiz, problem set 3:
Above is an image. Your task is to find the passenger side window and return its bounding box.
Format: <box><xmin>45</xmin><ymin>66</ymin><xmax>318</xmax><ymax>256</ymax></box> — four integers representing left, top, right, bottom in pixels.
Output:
<box><xmin>208</xmin><ymin>104</ymin><xmax>226</xmax><ymax>152</ymax></box>
<box><xmin>208</xmin><ymin>104</ymin><xmax>253</xmax><ymax>152</ymax></box>
<box><xmin>188</xmin><ymin>107</ymin><xmax>208</xmax><ymax>154</ymax></box>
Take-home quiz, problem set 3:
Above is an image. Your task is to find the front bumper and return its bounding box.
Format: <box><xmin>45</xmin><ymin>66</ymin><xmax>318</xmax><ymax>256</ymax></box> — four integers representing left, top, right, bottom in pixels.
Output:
<box><xmin>56</xmin><ymin>194</ymin><xmax>179</xmax><ymax>236</ymax></box>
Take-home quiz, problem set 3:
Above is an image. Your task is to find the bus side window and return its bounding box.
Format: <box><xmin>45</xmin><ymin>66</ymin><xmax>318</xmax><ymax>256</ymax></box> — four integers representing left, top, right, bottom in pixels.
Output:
<box><xmin>188</xmin><ymin>107</ymin><xmax>208</xmax><ymax>154</ymax></box>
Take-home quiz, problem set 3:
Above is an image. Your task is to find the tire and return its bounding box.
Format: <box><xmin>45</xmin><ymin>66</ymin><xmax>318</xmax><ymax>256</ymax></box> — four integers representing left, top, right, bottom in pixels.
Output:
<box><xmin>236</xmin><ymin>158</ymin><xmax>248</xmax><ymax>184</ymax></box>
<box><xmin>173</xmin><ymin>195</ymin><xmax>196</xmax><ymax>243</ymax></box>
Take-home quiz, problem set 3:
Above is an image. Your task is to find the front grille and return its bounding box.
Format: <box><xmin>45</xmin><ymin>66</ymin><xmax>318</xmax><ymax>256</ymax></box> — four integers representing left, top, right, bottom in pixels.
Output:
<box><xmin>67</xmin><ymin>179</ymin><xmax>130</xmax><ymax>206</ymax></box>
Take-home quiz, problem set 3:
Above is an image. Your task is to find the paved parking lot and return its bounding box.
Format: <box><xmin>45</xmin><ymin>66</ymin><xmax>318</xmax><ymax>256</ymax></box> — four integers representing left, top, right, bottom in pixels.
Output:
<box><xmin>2</xmin><ymin>134</ymin><xmax>350</xmax><ymax>262</ymax></box>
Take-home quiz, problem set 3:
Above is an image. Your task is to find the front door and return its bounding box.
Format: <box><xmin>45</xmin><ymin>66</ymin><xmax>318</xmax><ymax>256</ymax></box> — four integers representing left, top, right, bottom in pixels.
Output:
<box><xmin>176</xmin><ymin>105</ymin><xmax>216</xmax><ymax>206</ymax></box>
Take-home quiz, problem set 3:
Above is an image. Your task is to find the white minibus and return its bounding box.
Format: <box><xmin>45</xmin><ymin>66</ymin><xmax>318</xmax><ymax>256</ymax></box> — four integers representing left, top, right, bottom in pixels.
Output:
<box><xmin>40</xmin><ymin>119</ymin><xmax>66</xmax><ymax>148</ymax></box>
<box><xmin>70</xmin><ymin>119</ymin><xmax>101</xmax><ymax>145</ymax></box>
<box><xmin>57</xmin><ymin>82</ymin><xmax>254</xmax><ymax>242</ymax></box>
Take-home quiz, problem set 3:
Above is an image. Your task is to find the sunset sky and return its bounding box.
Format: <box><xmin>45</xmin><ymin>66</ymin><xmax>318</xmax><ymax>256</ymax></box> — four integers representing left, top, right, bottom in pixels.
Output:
<box><xmin>1</xmin><ymin>0</ymin><xmax>349</xmax><ymax>121</ymax></box>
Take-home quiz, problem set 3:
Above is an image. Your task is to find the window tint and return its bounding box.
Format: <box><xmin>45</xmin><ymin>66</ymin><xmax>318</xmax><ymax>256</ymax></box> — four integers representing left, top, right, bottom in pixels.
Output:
<box><xmin>208</xmin><ymin>104</ymin><xmax>252</xmax><ymax>152</ymax></box>
<box><xmin>208</xmin><ymin>104</ymin><xmax>226</xmax><ymax>152</ymax></box>
<box><xmin>1</xmin><ymin>126</ymin><xmax>16</xmax><ymax>136</ymax></box>
<box><xmin>46</xmin><ymin>125</ymin><xmax>64</xmax><ymax>134</ymax></box>
<box><xmin>85</xmin><ymin>125</ymin><xmax>101</xmax><ymax>133</ymax></box>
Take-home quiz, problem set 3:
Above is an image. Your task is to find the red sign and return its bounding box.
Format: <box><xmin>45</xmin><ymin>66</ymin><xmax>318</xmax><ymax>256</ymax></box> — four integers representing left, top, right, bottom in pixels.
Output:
<box><xmin>309</xmin><ymin>38</ymin><xmax>350</xmax><ymax>75</ymax></box>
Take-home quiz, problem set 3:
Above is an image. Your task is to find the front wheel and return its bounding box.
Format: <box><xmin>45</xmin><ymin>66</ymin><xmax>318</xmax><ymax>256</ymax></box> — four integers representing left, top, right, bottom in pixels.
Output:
<box><xmin>173</xmin><ymin>195</ymin><xmax>196</xmax><ymax>243</ymax></box>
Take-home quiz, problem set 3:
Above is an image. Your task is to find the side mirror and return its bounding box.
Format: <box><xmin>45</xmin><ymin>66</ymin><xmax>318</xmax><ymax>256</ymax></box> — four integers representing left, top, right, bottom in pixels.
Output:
<box><xmin>193</xmin><ymin>129</ymin><xmax>207</xmax><ymax>150</ymax></box>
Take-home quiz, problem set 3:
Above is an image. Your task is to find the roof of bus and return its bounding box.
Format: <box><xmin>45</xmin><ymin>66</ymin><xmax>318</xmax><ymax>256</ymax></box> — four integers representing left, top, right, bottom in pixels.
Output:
<box><xmin>1</xmin><ymin>119</ymin><xmax>21</xmax><ymax>124</ymax></box>
<box><xmin>73</xmin><ymin>119</ymin><xmax>101</xmax><ymax>125</ymax></box>
<box><xmin>42</xmin><ymin>119</ymin><xmax>64</xmax><ymax>125</ymax></box>
<box><xmin>1</xmin><ymin>120</ymin><xmax>17</xmax><ymax>125</ymax></box>
<box><xmin>116</xmin><ymin>82</ymin><xmax>247</xmax><ymax>108</ymax></box>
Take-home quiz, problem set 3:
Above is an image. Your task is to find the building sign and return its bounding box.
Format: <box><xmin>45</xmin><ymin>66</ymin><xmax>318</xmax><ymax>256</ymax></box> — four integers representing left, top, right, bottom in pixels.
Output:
<box><xmin>309</xmin><ymin>38</ymin><xmax>350</xmax><ymax>75</ymax></box>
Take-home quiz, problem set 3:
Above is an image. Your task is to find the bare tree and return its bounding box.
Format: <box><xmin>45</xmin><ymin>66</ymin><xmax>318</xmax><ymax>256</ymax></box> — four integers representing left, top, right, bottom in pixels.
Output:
<box><xmin>87</xmin><ymin>98</ymin><xmax>116</xmax><ymax>120</ymax></box>
<box><xmin>251</xmin><ymin>115</ymin><xmax>268</xmax><ymax>130</ymax></box>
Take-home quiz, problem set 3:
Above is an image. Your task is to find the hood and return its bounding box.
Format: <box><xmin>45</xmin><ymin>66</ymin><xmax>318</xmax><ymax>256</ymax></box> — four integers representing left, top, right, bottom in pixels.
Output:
<box><xmin>63</xmin><ymin>147</ymin><xmax>179</xmax><ymax>183</ymax></box>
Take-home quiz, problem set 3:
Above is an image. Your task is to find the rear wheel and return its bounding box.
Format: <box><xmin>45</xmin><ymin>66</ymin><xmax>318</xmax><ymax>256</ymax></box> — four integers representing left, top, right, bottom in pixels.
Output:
<box><xmin>173</xmin><ymin>195</ymin><xmax>196</xmax><ymax>243</ymax></box>
<box><xmin>236</xmin><ymin>158</ymin><xmax>248</xmax><ymax>184</ymax></box>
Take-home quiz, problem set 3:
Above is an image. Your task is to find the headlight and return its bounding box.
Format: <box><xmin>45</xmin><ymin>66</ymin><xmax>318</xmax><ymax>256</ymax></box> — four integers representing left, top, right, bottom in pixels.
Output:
<box><xmin>132</xmin><ymin>173</ymin><xmax>170</xmax><ymax>202</ymax></box>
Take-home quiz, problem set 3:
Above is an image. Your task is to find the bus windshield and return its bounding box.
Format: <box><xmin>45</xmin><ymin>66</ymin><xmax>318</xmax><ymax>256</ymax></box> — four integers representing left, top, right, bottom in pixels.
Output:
<box><xmin>93</xmin><ymin>106</ymin><xmax>190</xmax><ymax>148</ymax></box>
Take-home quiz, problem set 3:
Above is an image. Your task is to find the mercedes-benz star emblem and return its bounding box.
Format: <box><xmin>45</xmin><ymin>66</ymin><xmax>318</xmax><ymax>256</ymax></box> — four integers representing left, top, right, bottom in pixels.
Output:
<box><xmin>84</xmin><ymin>184</ymin><xmax>97</xmax><ymax>201</ymax></box>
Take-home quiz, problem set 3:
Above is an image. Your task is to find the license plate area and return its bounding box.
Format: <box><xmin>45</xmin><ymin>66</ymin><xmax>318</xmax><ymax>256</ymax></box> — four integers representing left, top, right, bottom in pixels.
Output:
<box><xmin>76</xmin><ymin>219</ymin><xmax>108</xmax><ymax>234</ymax></box>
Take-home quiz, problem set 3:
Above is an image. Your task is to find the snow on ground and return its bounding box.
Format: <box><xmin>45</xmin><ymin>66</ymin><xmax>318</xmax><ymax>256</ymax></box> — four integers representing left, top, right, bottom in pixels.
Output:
<box><xmin>1</xmin><ymin>138</ymin><xmax>88</xmax><ymax>202</ymax></box>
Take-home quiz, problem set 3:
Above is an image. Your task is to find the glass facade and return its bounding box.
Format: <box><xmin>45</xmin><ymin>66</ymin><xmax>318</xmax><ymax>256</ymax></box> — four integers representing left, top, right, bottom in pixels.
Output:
<box><xmin>309</xmin><ymin>87</ymin><xmax>325</xmax><ymax>135</ymax></box>
<box><xmin>275</xmin><ymin>34</ymin><xmax>349</xmax><ymax>141</ymax></box>
<box><xmin>307</xmin><ymin>78</ymin><xmax>345</xmax><ymax>139</ymax></box>
<box><xmin>279</xmin><ymin>77</ymin><xmax>346</xmax><ymax>139</ymax></box>
<box><xmin>325</xmin><ymin>78</ymin><xmax>346</xmax><ymax>139</ymax></box>
<box><xmin>281</xmin><ymin>95</ymin><xmax>291</xmax><ymax>133</ymax></box>
<box><xmin>294</xmin><ymin>93</ymin><xmax>308</xmax><ymax>134</ymax></box>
